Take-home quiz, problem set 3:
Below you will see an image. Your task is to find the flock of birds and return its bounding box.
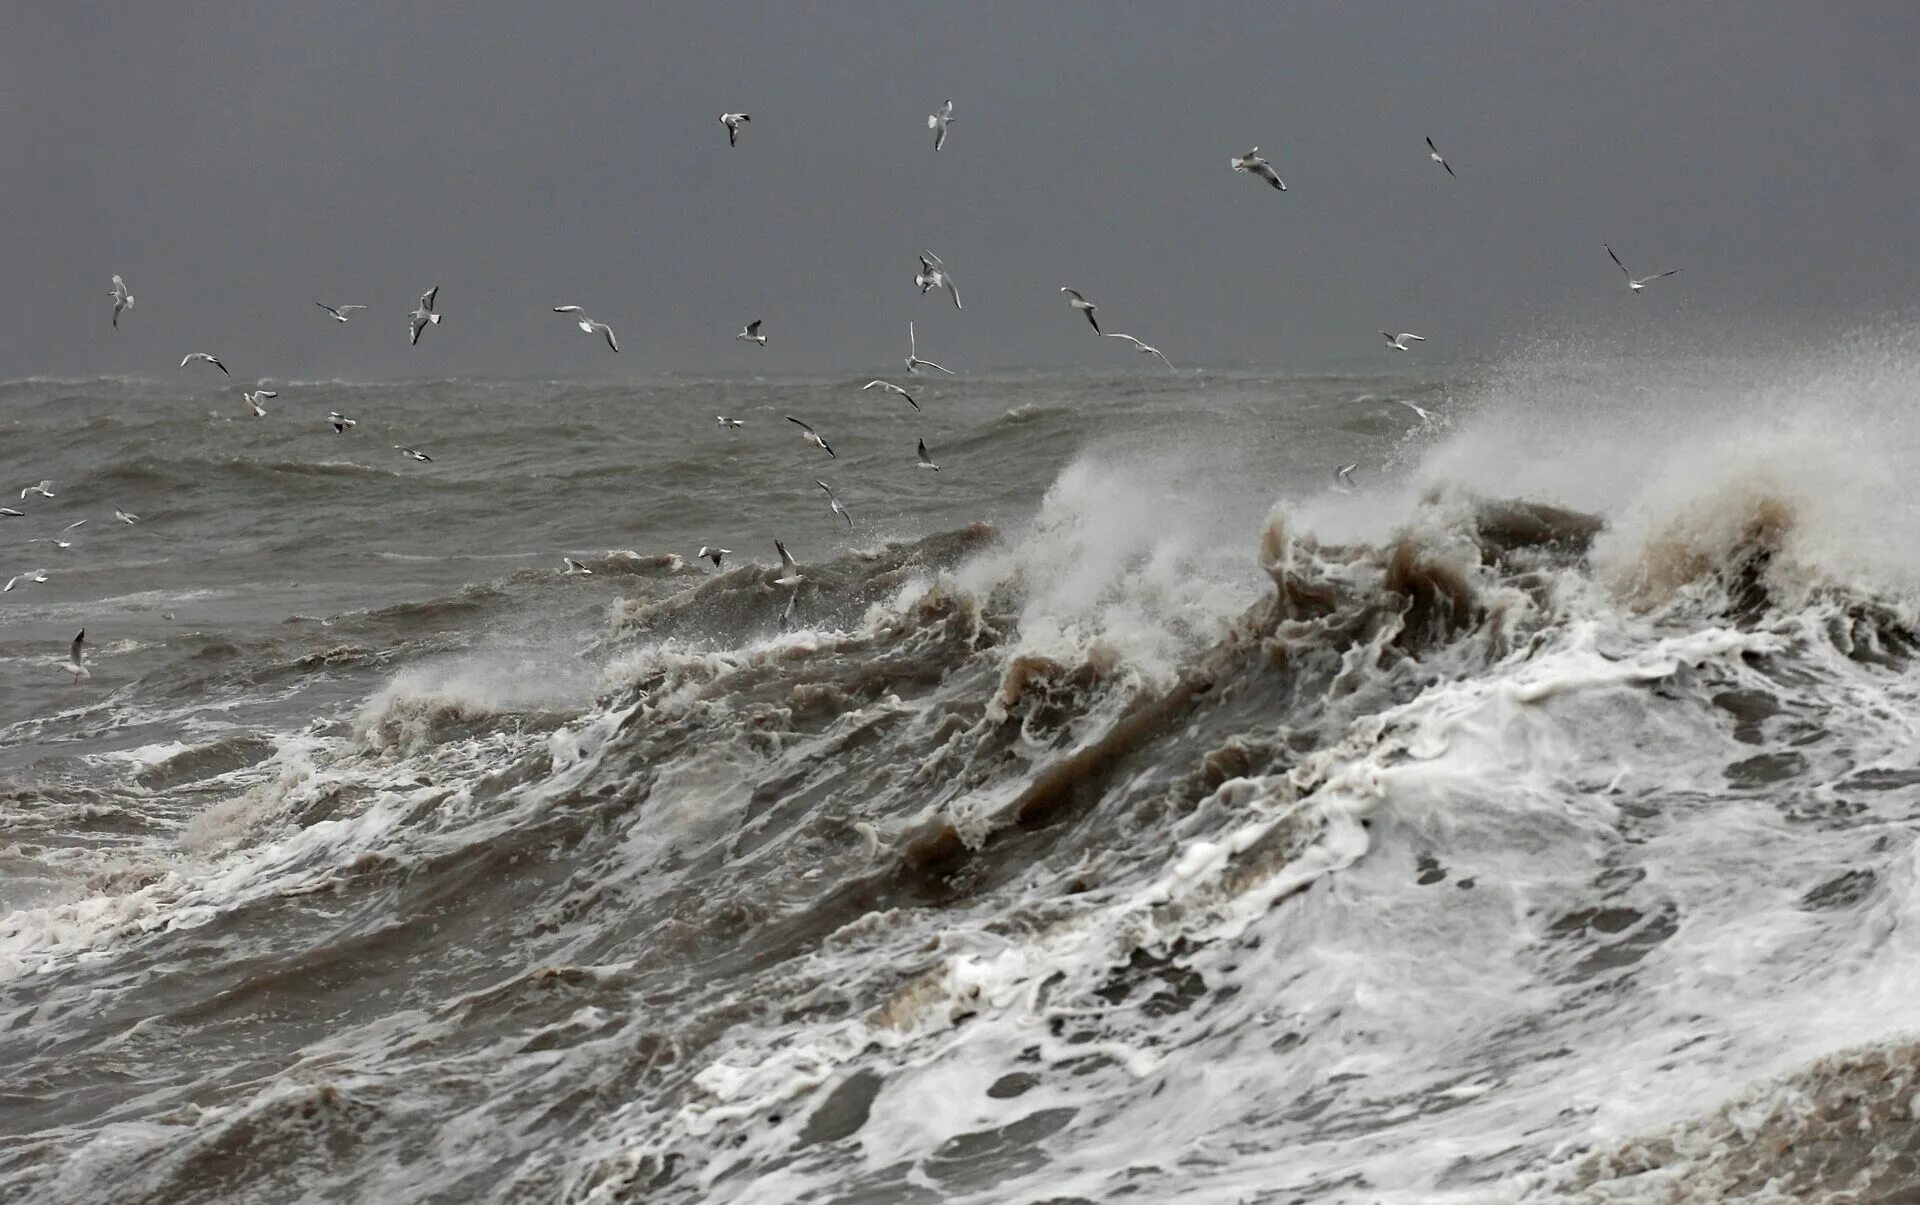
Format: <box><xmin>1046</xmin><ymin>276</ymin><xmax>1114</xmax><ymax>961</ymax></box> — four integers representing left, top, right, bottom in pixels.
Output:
<box><xmin>11</xmin><ymin>99</ymin><xmax>1686</xmax><ymax>680</ymax></box>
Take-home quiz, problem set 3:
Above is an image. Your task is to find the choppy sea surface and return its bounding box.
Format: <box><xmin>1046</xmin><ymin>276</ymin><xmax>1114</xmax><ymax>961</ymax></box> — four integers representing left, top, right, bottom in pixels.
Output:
<box><xmin>5</xmin><ymin>344</ymin><xmax>1920</xmax><ymax>1203</ymax></box>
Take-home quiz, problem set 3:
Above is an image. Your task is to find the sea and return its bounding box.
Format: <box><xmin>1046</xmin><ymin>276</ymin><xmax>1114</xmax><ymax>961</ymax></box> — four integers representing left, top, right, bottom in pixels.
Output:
<box><xmin>4</xmin><ymin>340</ymin><xmax>1920</xmax><ymax>1203</ymax></box>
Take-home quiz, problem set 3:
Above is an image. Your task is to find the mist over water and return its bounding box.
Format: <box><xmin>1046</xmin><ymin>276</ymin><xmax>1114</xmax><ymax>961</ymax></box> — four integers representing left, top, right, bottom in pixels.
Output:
<box><xmin>5</xmin><ymin>328</ymin><xmax>1920</xmax><ymax>1202</ymax></box>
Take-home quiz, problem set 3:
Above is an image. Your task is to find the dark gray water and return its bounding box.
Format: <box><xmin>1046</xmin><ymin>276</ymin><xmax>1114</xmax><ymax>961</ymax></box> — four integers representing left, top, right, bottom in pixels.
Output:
<box><xmin>4</xmin><ymin>354</ymin><xmax>1920</xmax><ymax>1203</ymax></box>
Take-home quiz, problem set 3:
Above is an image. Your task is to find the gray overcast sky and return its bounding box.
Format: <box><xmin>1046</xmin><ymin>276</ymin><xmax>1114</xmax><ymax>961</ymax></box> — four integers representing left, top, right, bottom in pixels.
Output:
<box><xmin>3</xmin><ymin>3</ymin><xmax>1916</xmax><ymax>380</ymax></box>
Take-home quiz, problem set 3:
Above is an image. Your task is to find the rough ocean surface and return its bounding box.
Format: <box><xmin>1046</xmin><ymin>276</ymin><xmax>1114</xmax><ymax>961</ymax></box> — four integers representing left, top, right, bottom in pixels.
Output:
<box><xmin>5</xmin><ymin>342</ymin><xmax>1920</xmax><ymax>1204</ymax></box>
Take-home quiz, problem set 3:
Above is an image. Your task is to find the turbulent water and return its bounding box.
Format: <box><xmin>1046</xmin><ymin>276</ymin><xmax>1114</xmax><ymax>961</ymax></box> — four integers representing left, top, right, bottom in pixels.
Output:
<box><xmin>5</xmin><ymin>344</ymin><xmax>1920</xmax><ymax>1203</ymax></box>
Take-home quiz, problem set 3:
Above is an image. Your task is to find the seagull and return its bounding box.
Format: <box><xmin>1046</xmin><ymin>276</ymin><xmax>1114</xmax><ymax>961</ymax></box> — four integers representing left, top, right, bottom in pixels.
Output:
<box><xmin>4</xmin><ymin>569</ymin><xmax>47</xmax><ymax>592</ymax></box>
<box><xmin>1390</xmin><ymin>397</ymin><xmax>1437</xmax><ymax>425</ymax></box>
<box><xmin>28</xmin><ymin>537</ymin><xmax>74</xmax><ymax>550</ymax></box>
<box><xmin>736</xmin><ymin>320</ymin><xmax>766</xmax><ymax>346</ymax></box>
<box><xmin>1426</xmin><ymin>136</ymin><xmax>1455</xmax><ymax>179</ymax></box>
<box><xmin>716</xmin><ymin>415</ymin><xmax>744</xmax><ymax>430</ymax></box>
<box><xmin>697</xmin><ymin>545</ymin><xmax>731</xmax><ymax>568</ymax></box>
<box><xmin>929</xmin><ymin>99</ymin><xmax>954</xmax><ymax>151</ymax></box>
<box><xmin>1334</xmin><ymin>463</ymin><xmax>1358</xmax><ymax>492</ymax></box>
<box><xmin>915</xmin><ymin>251</ymin><xmax>962</xmax><ymax>309</ymax></box>
<box><xmin>1380</xmin><ymin>331</ymin><xmax>1427</xmax><ymax>352</ymax></box>
<box><xmin>1060</xmin><ymin>288</ymin><xmax>1101</xmax><ymax>334</ymax></box>
<box><xmin>394</xmin><ymin>445</ymin><xmax>433</xmax><ymax>462</ymax></box>
<box><xmin>1231</xmin><ymin>148</ymin><xmax>1286</xmax><ymax>191</ymax></box>
<box><xmin>329</xmin><ymin>411</ymin><xmax>356</xmax><ymax>433</ymax></box>
<box><xmin>916</xmin><ymin>438</ymin><xmax>941</xmax><ymax>471</ymax></box>
<box><xmin>786</xmin><ymin>416</ymin><xmax>835</xmax><ymax>457</ymax></box>
<box><xmin>816</xmin><ymin>479</ymin><xmax>853</xmax><ymax>529</ymax></box>
<box><xmin>112</xmin><ymin>506</ymin><xmax>138</xmax><ymax>524</ymax></box>
<box><xmin>244</xmin><ymin>389</ymin><xmax>278</xmax><ymax>417</ymax></box>
<box><xmin>1606</xmin><ymin>244</ymin><xmax>1682</xmax><ymax>294</ymax></box>
<box><xmin>862</xmin><ymin>380</ymin><xmax>919</xmax><ymax>411</ymax></box>
<box><xmin>61</xmin><ymin>630</ymin><xmax>90</xmax><ymax>683</ymax></box>
<box><xmin>552</xmin><ymin>306</ymin><xmax>620</xmax><ymax>352</ymax></box>
<box><xmin>562</xmin><ymin>556</ymin><xmax>594</xmax><ymax>576</ymax></box>
<box><xmin>110</xmin><ymin>275</ymin><xmax>134</xmax><ymax>328</ymax></box>
<box><xmin>774</xmin><ymin>540</ymin><xmax>804</xmax><ymax>588</ymax></box>
<box><xmin>906</xmin><ymin>321</ymin><xmax>955</xmax><ymax>375</ymax></box>
<box><xmin>181</xmin><ymin>352</ymin><xmax>230</xmax><ymax>376</ymax></box>
<box><xmin>1104</xmin><ymin>332</ymin><xmax>1176</xmax><ymax>371</ymax></box>
<box><xmin>316</xmin><ymin>303</ymin><xmax>367</xmax><ymax>322</ymax></box>
<box><xmin>720</xmin><ymin>112</ymin><xmax>750</xmax><ymax>146</ymax></box>
<box><xmin>62</xmin><ymin>520</ymin><xmax>86</xmax><ymax>532</ymax></box>
<box><xmin>0</xmin><ymin>508</ymin><xmax>21</xmax><ymax>518</ymax></box>
<box><xmin>19</xmin><ymin>481</ymin><xmax>54</xmax><ymax>500</ymax></box>
<box><xmin>410</xmin><ymin>285</ymin><xmax>442</xmax><ymax>345</ymax></box>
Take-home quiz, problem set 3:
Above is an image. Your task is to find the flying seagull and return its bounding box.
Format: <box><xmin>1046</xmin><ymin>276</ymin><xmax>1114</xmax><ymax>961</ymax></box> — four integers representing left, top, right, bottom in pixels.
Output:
<box><xmin>410</xmin><ymin>285</ymin><xmax>441</xmax><ymax>345</ymax></box>
<box><xmin>774</xmin><ymin>540</ymin><xmax>804</xmax><ymax>588</ymax></box>
<box><xmin>4</xmin><ymin>569</ymin><xmax>47</xmax><ymax>592</ymax></box>
<box><xmin>1390</xmin><ymin>397</ymin><xmax>1437</xmax><ymax>425</ymax></box>
<box><xmin>916</xmin><ymin>438</ymin><xmax>941</xmax><ymax>471</ymax></box>
<box><xmin>61</xmin><ymin>631</ymin><xmax>90</xmax><ymax>683</ymax></box>
<box><xmin>62</xmin><ymin>519</ymin><xmax>86</xmax><ymax>532</ymax></box>
<box><xmin>697</xmin><ymin>545</ymin><xmax>731</xmax><ymax>568</ymax></box>
<box><xmin>720</xmin><ymin>112</ymin><xmax>750</xmax><ymax>146</ymax></box>
<box><xmin>329</xmin><ymin>411</ymin><xmax>356</xmax><ymax>433</ymax></box>
<box><xmin>110</xmin><ymin>275</ymin><xmax>134</xmax><ymax>328</ymax></box>
<box><xmin>929</xmin><ymin>99</ymin><xmax>954</xmax><ymax>151</ymax></box>
<box><xmin>1060</xmin><ymin>288</ymin><xmax>1101</xmax><ymax>334</ymax></box>
<box><xmin>862</xmin><ymin>380</ymin><xmax>919</xmax><ymax>411</ymax></box>
<box><xmin>786</xmin><ymin>416</ymin><xmax>835</xmax><ymax>457</ymax></box>
<box><xmin>19</xmin><ymin>480</ymin><xmax>54</xmax><ymax>499</ymax></box>
<box><xmin>1380</xmin><ymin>331</ymin><xmax>1427</xmax><ymax>351</ymax></box>
<box><xmin>1426</xmin><ymin>136</ymin><xmax>1455</xmax><ymax>179</ymax></box>
<box><xmin>394</xmin><ymin>445</ymin><xmax>433</xmax><ymax>462</ymax></box>
<box><xmin>244</xmin><ymin>389</ymin><xmax>278</xmax><ymax>417</ymax></box>
<box><xmin>316</xmin><ymin>303</ymin><xmax>367</xmax><ymax>322</ymax></box>
<box><xmin>736</xmin><ymin>320</ymin><xmax>766</xmax><ymax>346</ymax></box>
<box><xmin>562</xmin><ymin>557</ymin><xmax>594</xmax><ymax>576</ymax></box>
<box><xmin>181</xmin><ymin>352</ymin><xmax>230</xmax><ymax>376</ymax></box>
<box><xmin>916</xmin><ymin>251</ymin><xmax>962</xmax><ymax>309</ymax></box>
<box><xmin>0</xmin><ymin>508</ymin><xmax>21</xmax><ymax>518</ymax></box>
<box><xmin>1334</xmin><ymin>463</ymin><xmax>1358</xmax><ymax>491</ymax></box>
<box><xmin>816</xmin><ymin>479</ymin><xmax>853</xmax><ymax>529</ymax></box>
<box><xmin>113</xmin><ymin>506</ymin><xmax>139</xmax><ymax>524</ymax></box>
<box><xmin>553</xmin><ymin>306</ymin><xmax>620</xmax><ymax>353</ymax></box>
<box><xmin>906</xmin><ymin>320</ymin><xmax>954</xmax><ymax>375</ymax></box>
<box><xmin>716</xmin><ymin>415</ymin><xmax>744</xmax><ymax>430</ymax></box>
<box><xmin>1605</xmin><ymin>244</ymin><xmax>1682</xmax><ymax>294</ymax></box>
<box><xmin>1231</xmin><ymin>148</ymin><xmax>1286</xmax><ymax>191</ymax></box>
<box><xmin>1104</xmin><ymin>332</ymin><xmax>1175</xmax><ymax>371</ymax></box>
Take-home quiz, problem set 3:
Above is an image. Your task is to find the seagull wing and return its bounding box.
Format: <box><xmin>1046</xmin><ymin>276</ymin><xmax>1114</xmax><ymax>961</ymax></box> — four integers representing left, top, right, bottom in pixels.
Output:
<box><xmin>1254</xmin><ymin>162</ymin><xmax>1286</xmax><ymax>190</ymax></box>
<box><xmin>746</xmin><ymin>320</ymin><xmax>761</xmax><ymax>337</ymax></box>
<box><xmin>1105</xmin><ymin>332</ymin><xmax>1144</xmax><ymax>349</ymax></box>
<box><xmin>553</xmin><ymin>305</ymin><xmax>586</xmax><ymax>314</ymax></box>
<box><xmin>786</xmin><ymin>416</ymin><xmax>816</xmax><ymax>435</ymax></box>
<box><xmin>1402</xmin><ymin>333</ymin><xmax>1426</xmax><ymax>342</ymax></box>
<box><xmin>1649</xmin><ymin>269</ymin><xmax>1682</xmax><ymax>280</ymax></box>
<box><xmin>1606</xmin><ymin>245</ymin><xmax>1629</xmax><ymax>276</ymax></box>
<box><xmin>777</xmin><ymin>540</ymin><xmax>798</xmax><ymax>571</ymax></box>
<box><xmin>420</xmin><ymin>285</ymin><xmax>439</xmax><ymax>311</ymax></box>
<box><xmin>815</xmin><ymin>479</ymin><xmax>834</xmax><ymax>497</ymax></box>
<box><xmin>71</xmin><ymin>630</ymin><xmax>85</xmax><ymax>666</ymax></box>
<box><xmin>597</xmin><ymin>322</ymin><xmax>619</xmax><ymax>352</ymax></box>
<box><xmin>317</xmin><ymin>302</ymin><xmax>341</xmax><ymax>318</ymax></box>
<box><xmin>411</xmin><ymin>312</ymin><xmax>430</xmax><ymax>344</ymax></box>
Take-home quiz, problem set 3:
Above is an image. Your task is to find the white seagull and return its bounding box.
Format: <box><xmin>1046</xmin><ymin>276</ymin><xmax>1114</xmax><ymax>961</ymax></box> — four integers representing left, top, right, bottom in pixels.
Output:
<box><xmin>61</xmin><ymin>630</ymin><xmax>90</xmax><ymax>683</ymax></box>
<box><xmin>4</xmin><ymin>569</ymin><xmax>48</xmax><ymax>592</ymax></box>
<box><xmin>1231</xmin><ymin>148</ymin><xmax>1286</xmax><ymax>191</ymax></box>
<box><xmin>906</xmin><ymin>320</ymin><xmax>954</xmax><ymax>375</ymax></box>
<box><xmin>929</xmin><ymin>99</ymin><xmax>954</xmax><ymax>151</ymax></box>
<box><xmin>816</xmin><ymin>479</ymin><xmax>852</xmax><ymax>529</ymax></box>
<box><xmin>110</xmin><ymin>275</ymin><xmax>134</xmax><ymax>328</ymax></box>
<box><xmin>1606</xmin><ymin>244</ymin><xmax>1682</xmax><ymax>294</ymax></box>
<box><xmin>720</xmin><ymin>112</ymin><xmax>751</xmax><ymax>146</ymax></box>
<box><xmin>394</xmin><ymin>445</ymin><xmax>433</xmax><ymax>462</ymax></box>
<box><xmin>1426</xmin><ymin>136</ymin><xmax>1455</xmax><ymax>179</ymax></box>
<box><xmin>1334</xmin><ymin>463</ymin><xmax>1359</xmax><ymax>491</ymax></box>
<box><xmin>716</xmin><ymin>415</ymin><xmax>744</xmax><ymax>430</ymax></box>
<box><xmin>916</xmin><ymin>251</ymin><xmax>962</xmax><ymax>309</ymax></box>
<box><xmin>19</xmin><ymin>480</ymin><xmax>54</xmax><ymax>500</ymax></box>
<box><xmin>862</xmin><ymin>380</ymin><xmax>919</xmax><ymax>411</ymax></box>
<box><xmin>736</xmin><ymin>320</ymin><xmax>766</xmax><ymax>346</ymax></box>
<box><xmin>1390</xmin><ymin>397</ymin><xmax>1437</xmax><ymax>425</ymax></box>
<box><xmin>562</xmin><ymin>557</ymin><xmax>594</xmax><ymax>576</ymax></box>
<box><xmin>410</xmin><ymin>285</ymin><xmax>442</xmax><ymax>345</ymax></box>
<box><xmin>113</xmin><ymin>506</ymin><xmax>139</xmax><ymax>524</ymax></box>
<box><xmin>786</xmin><ymin>416</ymin><xmax>835</xmax><ymax>457</ymax></box>
<box><xmin>1104</xmin><ymin>332</ymin><xmax>1176</xmax><ymax>371</ymax></box>
<box><xmin>916</xmin><ymin>438</ymin><xmax>941</xmax><ymax>471</ymax></box>
<box><xmin>697</xmin><ymin>545</ymin><xmax>731</xmax><ymax>568</ymax></box>
<box><xmin>553</xmin><ymin>306</ymin><xmax>620</xmax><ymax>352</ymax></box>
<box><xmin>0</xmin><ymin>508</ymin><xmax>21</xmax><ymax>518</ymax></box>
<box><xmin>316</xmin><ymin>303</ymin><xmax>367</xmax><ymax>322</ymax></box>
<box><xmin>244</xmin><ymin>389</ymin><xmax>278</xmax><ymax>417</ymax></box>
<box><xmin>1380</xmin><ymin>331</ymin><xmax>1427</xmax><ymax>352</ymax></box>
<box><xmin>28</xmin><ymin>536</ymin><xmax>75</xmax><ymax>550</ymax></box>
<box><xmin>329</xmin><ymin>411</ymin><xmax>356</xmax><ymax>433</ymax></box>
<box><xmin>1060</xmin><ymin>288</ymin><xmax>1101</xmax><ymax>334</ymax></box>
<box><xmin>774</xmin><ymin>540</ymin><xmax>804</xmax><ymax>588</ymax></box>
<box><xmin>181</xmin><ymin>352</ymin><xmax>230</xmax><ymax>376</ymax></box>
